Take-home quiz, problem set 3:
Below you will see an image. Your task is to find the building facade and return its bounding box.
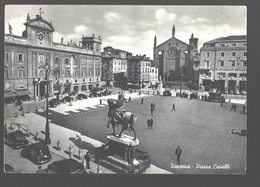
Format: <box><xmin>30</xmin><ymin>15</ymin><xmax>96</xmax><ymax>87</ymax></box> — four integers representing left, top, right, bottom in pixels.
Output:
<box><xmin>153</xmin><ymin>25</ymin><xmax>200</xmax><ymax>88</ymax></box>
<box><xmin>197</xmin><ymin>35</ymin><xmax>247</xmax><ymax>93</ymax></box>
<box><xmin>102</xmin><ymin>46</ymin><xmax>132</xmax><ymax>86</ymax></box>
<box><xmin>4</xmin><ymin>12</ymin><xmax>102</xmax><ymax>103</ymax></box>
<box><xmin>127</xmin><ymin>55</ymin><xmax>155</xmax><ymax>88</ymax></box>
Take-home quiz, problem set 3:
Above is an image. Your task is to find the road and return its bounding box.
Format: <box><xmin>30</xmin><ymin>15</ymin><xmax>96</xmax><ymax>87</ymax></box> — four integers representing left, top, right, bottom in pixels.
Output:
<box><xmin>29</xmin><ymin>93</ymin><xmax>246</xmax><ymax>174</ymax></box>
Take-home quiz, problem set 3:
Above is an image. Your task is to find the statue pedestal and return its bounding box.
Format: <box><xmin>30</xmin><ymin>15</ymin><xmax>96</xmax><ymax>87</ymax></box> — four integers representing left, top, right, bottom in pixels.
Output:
<box><xmin>107</xmin><ymin>134</ymin><xmax>139</xmax><ymax>163</ymax></box>
<box><xmin>95</xmin><ymin>134</ymin><xmax>150</xmax><ymax>173</ymax></box>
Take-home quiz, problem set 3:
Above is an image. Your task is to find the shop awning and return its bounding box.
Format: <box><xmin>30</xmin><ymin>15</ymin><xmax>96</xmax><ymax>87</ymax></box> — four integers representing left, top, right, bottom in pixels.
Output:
<box><xmin>4</xmin><ymin>91</ymin><xmax>18</xmax><ymax>98</ymax></box>
<box><xmin>14</xmin><ymin>90</ymin><xmax>32</xmax><ymax>96</ymax></box>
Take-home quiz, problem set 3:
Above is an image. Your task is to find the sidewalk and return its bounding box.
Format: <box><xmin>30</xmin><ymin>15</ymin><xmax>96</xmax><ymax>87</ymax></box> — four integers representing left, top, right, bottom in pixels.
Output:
<box><xmin>5</xmin><ymin>93</ymin><xmax>172</xmax><ymax>174</ymax></box>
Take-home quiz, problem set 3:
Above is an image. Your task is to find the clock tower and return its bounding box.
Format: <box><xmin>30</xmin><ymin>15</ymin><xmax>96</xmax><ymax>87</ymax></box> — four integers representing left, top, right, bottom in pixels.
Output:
<box><xmin>22</xmin><ymin>9</ymin><xmax>55</xmax><ymax>47</ymax></box>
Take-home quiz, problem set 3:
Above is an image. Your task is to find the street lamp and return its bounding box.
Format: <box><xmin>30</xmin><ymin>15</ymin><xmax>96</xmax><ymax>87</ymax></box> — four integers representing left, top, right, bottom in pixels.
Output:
<box><xmin>43</xmin><ymin>62</ymin><xmax>51</xmax><ymax>144</ymax></box>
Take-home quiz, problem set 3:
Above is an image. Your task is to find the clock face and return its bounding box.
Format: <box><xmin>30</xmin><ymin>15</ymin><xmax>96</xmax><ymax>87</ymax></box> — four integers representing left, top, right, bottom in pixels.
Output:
<box><xmin>168</xmin><ymin>47</ymin><xmax>178</xmax><ymax>57</ymax></box>
<box><xmin>38</xmin><ymin>33</ymin><xmax>44</xmax><ymax>41</ymax></box>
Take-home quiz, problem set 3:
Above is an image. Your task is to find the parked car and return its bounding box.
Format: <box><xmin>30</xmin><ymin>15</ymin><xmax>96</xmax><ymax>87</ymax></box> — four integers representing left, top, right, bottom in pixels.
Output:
<box><xmin>163</xmin><ymin>90</ymin><xmax>172</xmax><ymax>96</ymax></box>
<box><xmin>21</xmin><ymin>143</ymin><xmax>52</xmax><ymax>165</ymax></box>
<box><xmin>68</xmin><ymin>91</ymin><xmax>77</xmax><ymax>96</ymax></box>
<box><xmin>46</xmin><ymin>159</ymin><xmax>84</xmax><ymax>174</ymax></box>
<box><xmin>49</xmin><ymin>98</ymin><xmax>62</xmax><ymax>107</ymax></box>
<box><xmin>61</xmin><ymin>96</ymin><xmax>74</xmax><ymax>103</ymax></box>
<box><xmin>76</xmin><ymin>93</ymin><xmax>88</xmax><ymax>100</ymax></box>
<box><xmin>5</xmin><ymin>130</ymin><xmax>29</xmax><ymax>149</ymax></box>
<box><xmin>102</xmin><ymin>90</ymin><xmax>112</xmax><ymax>96</ymax></box>
<box><xmin>89</xmin><ymin>88</ymin><xmax>105</xmax><ymax>97</ymax></box>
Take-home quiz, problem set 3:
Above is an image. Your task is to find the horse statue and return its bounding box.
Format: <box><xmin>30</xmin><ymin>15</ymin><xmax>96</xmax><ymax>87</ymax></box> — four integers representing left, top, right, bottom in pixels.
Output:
<box><xmin>107</xmin><ymin>92</ymin><xmax>137</xmax><ymax>140</ymax></box>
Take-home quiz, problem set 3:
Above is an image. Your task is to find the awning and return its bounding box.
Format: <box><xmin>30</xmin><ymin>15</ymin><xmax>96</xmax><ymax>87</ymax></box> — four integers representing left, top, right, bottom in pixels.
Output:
<box><xmin>4</xmin><ymin>91</ymin><xmax>18</xmax><ymax>98</ymax></box>
<box><xmin>64</xmin><ymin>83</ymin><xmax>72</xmax><ymax>87</ymax></box>
<box><xmin>14</xmin><ymin>90</ymin><xmax>32</xmax><ymax>96</ymax></box>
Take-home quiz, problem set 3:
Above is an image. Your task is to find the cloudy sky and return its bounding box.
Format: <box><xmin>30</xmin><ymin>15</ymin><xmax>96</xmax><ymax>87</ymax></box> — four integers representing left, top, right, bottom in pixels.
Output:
<box><xmin>5</xmin><ymin>5</ymin><xmax>246</xmax><ymax>59</ymax></box>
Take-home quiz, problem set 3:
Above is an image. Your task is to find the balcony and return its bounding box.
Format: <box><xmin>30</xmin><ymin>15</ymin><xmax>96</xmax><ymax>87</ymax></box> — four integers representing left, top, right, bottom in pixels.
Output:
<box><xmin>199</xmin><ymin>66</ymin><xmax>211</xmax><ymax>70</ymax></box>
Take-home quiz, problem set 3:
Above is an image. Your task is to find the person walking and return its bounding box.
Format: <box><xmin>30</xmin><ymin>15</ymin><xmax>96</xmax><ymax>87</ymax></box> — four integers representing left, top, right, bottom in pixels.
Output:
<box><xmin>150</xmin><ymin>118</ymin><xmax>153</xmax><ymax>129</ymax></box>
<box><xmin>175</xmin><ymin>146</ymin><xmax>182</xmax><ymax>164</ymax></box>
<box><xmin>230</xmin><ymin>103</ymin><xmax>234</xmax><ymax>111</ymax></box>
<box><xmin>84</xmin><ymin>152</ymin><xmax>91</xmax><ymax>169</ymax></box>
<box><xmin>234</xmin><ymin>103</ymin><xmax>237</xmax><ymax>112</ymax></box>
<box><xmin>100</xmin><ymin>99</ymin><xmax>102</xmax><ymax>105</ymax></box>
<box><xmin>150</xmin><ymin>107</ymin><xmax>154</xmax><ymax>116</ymax></box>
<box><xmin>147</xmin><ymin>119</ymin><xmax>151</xmax><ymax>129</ymax></box>
<box><xmin>129</xmin><ymin>97</ymin><xmax>131</xmax><ymax>102</ymax></box>
<box><xmin>171</xmin><ymin>103</ymin><xmax>175</xmax><ymax>111</ymax></box>
<box><xmin>141</xmin><ymin>97</ymin><xmax>144</xmax><ymax>104</ymax></box>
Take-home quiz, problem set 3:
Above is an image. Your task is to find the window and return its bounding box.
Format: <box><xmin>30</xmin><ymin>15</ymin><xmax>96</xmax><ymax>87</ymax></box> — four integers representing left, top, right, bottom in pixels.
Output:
<box><xmin>243</xmin><ymin>51</ymin><xmax>247</xmax><ymax>57</ymax></box>
<box><xmin>243</xmin><ymin>43</ymin><xmax>247</xmax><ymax>47</ymax></box>
<box><xmin>220</xmin><ymin>52</ymin><xmax>225</xmax><ymax>57</ymax></box>
<box><xmin>218</xmin><ymin>73</ymin><xmax>226</xmax><ymax>77</ymax></box>
<box><xmin>205</xmin><ymin>60</ymin><xmax>210</xmax><ymax>67</ymax></box>
<box><xmin>96</xmin><ymin>44</ymin><xmax>99</xmax><ymax>52</ymax></box>
<box><xmin>82</xmin><ymin>70</ymin><xmax>86</xmax><ymax>76</ymax></box>
<box><xmin>220</xmin><ymin>43</ymin><xmax>225</xmax><ymax>47</ymax></box>
<box><xmin>89</xmin><ymin>70</ymin><xmax>92</xmax><ymax>76</ymax></box>
<box><xmin>242</xmin><ymin>60</ymin><xmax>247</xmax><ymax>67</ymax></box>
<box><xmin>18</xmin><ymin>54</ymin><xmax>24</xmax><ymax>62</ymax></box>
<box><xmin>232</xmin><ymin>52</ymin><xmax>236</xmax><ymax>57</ymax></box>
<box><xmin>75</xmin><ymin>79</ymin><xmax>77</xmax><ymax>83</ymax></box>
<box><xmin>229</xmin><ymin>73</ymin><xmax>237</xmax><ymax>77</ymax></box>
<box><xmin>74</xmin><ymin>70</ymin><xmax>78</xmax><ymax>76</ymax></box>
<box><xmin>231</xmin><ymin>43</ymin><xmax>237</xmax><ymax>47</ymax></box>
<box><xmin>220</xmin><ymin>61</ymin><xmax>225</xmax><ymax>66</ymax></box>
<box><xmin>55</xmin><ymin>57</ymin><xmax>60</xmax><ymax>64</ymax></box>
<box><xmin>5</xmin><ymin>53</ymin><xmax>9</xmax><ymax>62</ymax></box>
<box><xmin>206</xmin><ymin>52</ymin><xmax>210</xmax><ymax>57</ymax></box>
<box><xmin>65</xmin><ymin>58</ymin><xmax>69</xmax><ymax>65</ymax></box>
<box><xmin>18</xmin><ymin>70</ymin><xmax>25</xmax><ymax>78</ymax></box>
<box><xmin>240</xmin><ymin>73</ymin><xmax>247</xmax><ymax>78</ymax></box>
<box><xmin>65</xmin><ymin>70</ymin><xmax>70</xmax><ymax>77</ymax></box>
<box><xmin>4</xmin><ymin>70</ymin><xmax>8</xmax><ymax>78</ymax></box>
<box><xmin>231</xmin><ymin>60</ymin><xmax>236</xmax><ymax>67</ymax></box>
<box><xmin>39</xmin><ymin>54</ymin><xmax>44</xmax><ymax>63</ymax></box>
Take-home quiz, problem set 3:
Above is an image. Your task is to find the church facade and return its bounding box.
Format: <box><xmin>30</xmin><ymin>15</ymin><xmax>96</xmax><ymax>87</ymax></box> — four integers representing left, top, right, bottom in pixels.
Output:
<box><xmin>153</xmin><ymin>25</ymin><xmax>200</xmax><ymax>88</ymax></box>
<box><xmin>4</xmin><ymin>12</ymin><xmax>102</xmax><ymax>103</ymax></box>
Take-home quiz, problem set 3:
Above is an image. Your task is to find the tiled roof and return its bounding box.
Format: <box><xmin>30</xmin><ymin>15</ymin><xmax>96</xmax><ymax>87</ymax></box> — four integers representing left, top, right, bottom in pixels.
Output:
<box><xmin>204</xmin><ymin>35</ymin><xmax>247</xmax><ymax>44</ymax></box>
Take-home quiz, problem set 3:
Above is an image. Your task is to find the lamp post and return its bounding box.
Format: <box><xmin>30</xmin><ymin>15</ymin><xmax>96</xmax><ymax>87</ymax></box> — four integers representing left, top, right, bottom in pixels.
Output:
<box><xmin>44</xmin><ymin>62</ymin><xmax>51</xmax><ymax>144</ymax></box>
<box><xmin>32</xmin><ymin>78</ymin><xmax>36</xmax><ymax>102</ymax></box>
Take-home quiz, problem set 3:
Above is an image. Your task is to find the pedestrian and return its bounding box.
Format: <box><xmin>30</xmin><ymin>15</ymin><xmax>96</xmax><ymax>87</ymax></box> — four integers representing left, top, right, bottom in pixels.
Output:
<box><xmin>201</xmin><ymin>95</ymin><xmax>204</xmax><ymax>100</ymax></box>
<box><xmin>36</xmin><ymin>166</ymin><xmax>45</xmax><ymax>174</ymax></box>
<box><xmin>150</xmin><ymin>118</ymin><xmax>153</xmax><ymax>129</ymax></box>
<box><xmin>230</xmin><ymin>103</ymin><xmax>234</xmax><ymax>111</ymax></box>
<box><xmin>171</xmin><ymin>103</ymin><xmax>175</xmax><ymax>111</ymax></box>
<box><xmin>100</xmin><ymin>99</ymin><xmax>102</xmax><ymax>105</ymax></box>
<box><xmin>175</xmin><ymin>146</ymin><xmax>182</xmax><ymax>165</ymax></box>
<box><xmin>234</xmin><ymin>104</ymin><xmax>237</xmax><ymax>112</ymax></box>
<box><xmin>204</xmin><ymin>95</ymin><xmax>207</xmax><ymax>101</ymax></box>
<box><xmin>129</xmin><ymin>97</ymin><xmax>131</xmax><ymax>102</ymax></box>
<box><xmin>150</xmin><ymin>102</ymin><xmax>153</xmax><ymax>110</ymax></box>
<box><xmin>242</xmin><ymin>104</ymin><xmax>246</xmax><ymax>113</ymax></box>
<box><xmin>84</xmin><ymin>152</ymin><xmax>91</xmax><ymax>169</ymax></box>
<box><xmin>141</xmin><ymin>97</ymin><xmax>144</xmax><ymax>104</ymax></box>
<box><xmin>147</xmin><ymin>119</ymin><xmax>151</xmax><ymax>129</ymax></box>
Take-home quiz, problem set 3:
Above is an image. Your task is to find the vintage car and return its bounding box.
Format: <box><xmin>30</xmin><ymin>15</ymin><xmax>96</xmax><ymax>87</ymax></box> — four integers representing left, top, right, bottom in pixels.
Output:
<box><xmin>61</xmin><ymin>96</ymin><xmax>74</xmax><ymax>103</ymax></box>
<box><xmin>5</xmin><ymin>130</ymin><xmax>29</xmax><ymax>149</ymax></box>
<box><xmin>46</xmin><ymin>159</ymin><xmax>85</xmax><ymax>174</ymax></box>
<box><xmin>76</xmin><ymin>93</ymin><xmax>88</xmax><ymax>100</ymax></box>
<box><xmin>163</xmin><ymin>90</ymin><xmax>172</xmax><ymax>96</ymax></box>
<box><xmin>49</xmin><ymin>98</ymin><xmax>62</xmax><ymax>107</ymax></box>
<box><xmin>21</xmin><ymin>143</ymin><xmax>52</xmax><ymax>165</ymax></box>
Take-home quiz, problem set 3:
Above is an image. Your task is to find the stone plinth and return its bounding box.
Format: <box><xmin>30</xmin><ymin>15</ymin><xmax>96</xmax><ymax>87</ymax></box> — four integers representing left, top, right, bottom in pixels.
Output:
<box><xmin>107</xmin><ymin>134</ymin><xmax>139</xmax><ymax>147</ymax></box>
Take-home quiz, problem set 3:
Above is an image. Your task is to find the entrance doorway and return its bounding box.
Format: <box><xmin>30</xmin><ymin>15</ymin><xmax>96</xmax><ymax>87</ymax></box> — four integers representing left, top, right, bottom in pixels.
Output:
<box><xmin>88</xmin><ymin>84</ymin><xmax>93</xmax><ymax>90</ymax></box>
<box><xmin>228</xmin><ymin>80</ymin><xmax>236</xmax><ymax>92</ymax></box>
<box><xmin>239</xmin><ymin>81</ymin><xmax>247</xmax><ymax>92</ymax></box>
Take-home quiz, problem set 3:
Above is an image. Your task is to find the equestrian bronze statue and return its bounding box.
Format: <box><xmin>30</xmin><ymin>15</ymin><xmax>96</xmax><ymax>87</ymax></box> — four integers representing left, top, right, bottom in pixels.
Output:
<box><xmin>107</xmin><ymin>92</ymin><xmax>137</xmax><ymax>140</ymax></box>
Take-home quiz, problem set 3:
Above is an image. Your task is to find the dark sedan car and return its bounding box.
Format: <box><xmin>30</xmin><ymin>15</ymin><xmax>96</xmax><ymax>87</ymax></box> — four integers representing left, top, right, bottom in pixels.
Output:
<box><xmin>76</xmin><ymin>93</ymin><xmax>88</xmax><ymax>100</ymax></box>
<box><xmin>5</xmin><ymin>130</ymin><xmax>29</xmax><ymax>149</ymax></box>
<box><xmin>49</xmin><ymin>98</ymin><xmax>62</xmax><ymax>107</ymax></box>
<box><xmin>21</xmin><ymin>143</ymin><xmax>52</xmax><ymax>165</ymax></box>
<box><xmin>46</xmin><ymin>159</ymin><xmax>85</xmax><ymax>174</ymax></box>
<box><xmin>163</xmin><ymin>90</ymin><xmax>172</xmax><ymax>96</ymax></box>
<box><xmin>61</xmin><ymin>96</ymin><xmax>74</xmax><ymax>103</ymax></box>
